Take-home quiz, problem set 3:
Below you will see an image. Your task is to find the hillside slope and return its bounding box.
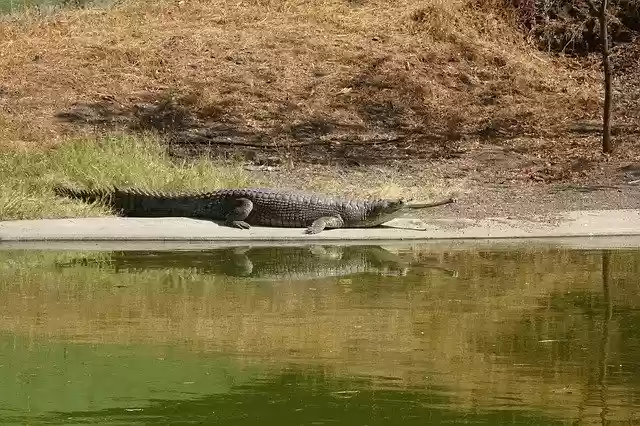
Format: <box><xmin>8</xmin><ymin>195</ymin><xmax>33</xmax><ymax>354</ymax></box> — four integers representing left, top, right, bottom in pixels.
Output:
<box><xmin>0</xmin><ymin>0</ymin><xmax>602</xmax><ymax>162</ymax></box>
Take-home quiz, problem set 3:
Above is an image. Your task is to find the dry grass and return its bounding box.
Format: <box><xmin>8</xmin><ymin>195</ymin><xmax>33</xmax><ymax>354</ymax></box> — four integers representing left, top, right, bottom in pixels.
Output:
<box><xmin>274</xmin><ymin>164</ymin><xmax>467</xmax><ymax>201</ymax></box>
<box><xmin>0</xmin><ymin>0</ymin><xmax>613</xmax><ymax>220</ymax></box>
<box><xmin>0</xmin><ymin>0</ymin><xmax>601</xmax><ymax>151</ymax></box>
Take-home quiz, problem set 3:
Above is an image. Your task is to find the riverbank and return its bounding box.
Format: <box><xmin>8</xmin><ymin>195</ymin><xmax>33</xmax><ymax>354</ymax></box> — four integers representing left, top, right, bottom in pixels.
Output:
<box><xmin>2</xmin><ymin>209</ymin><xmax>640</xmax><ymax>245</ymax></box>
<box><xmin>2</xmin><ymin>0</ymin><xmax>640</xmax><ymax>223</ymax></box>
<box><xmin>3</xmin><ymin>132</ymin><xmax>640</xmax><ymax>222</ymax></box>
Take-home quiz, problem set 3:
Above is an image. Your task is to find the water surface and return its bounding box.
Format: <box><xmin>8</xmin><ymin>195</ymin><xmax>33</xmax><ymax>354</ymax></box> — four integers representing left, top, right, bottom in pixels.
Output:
<box><xmin>0</xmin><ymin>244</ymin><xmax>638</xmax><ymax>425</ymax></box>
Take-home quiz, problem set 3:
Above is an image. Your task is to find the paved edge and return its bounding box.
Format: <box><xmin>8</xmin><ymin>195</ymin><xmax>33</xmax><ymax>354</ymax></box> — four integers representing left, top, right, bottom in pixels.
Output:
<box><xmin>1</xmin><ymin>210</ymin><xmax>639</xmax><ymax>248</ymax></box>
<box><xmin>3</xmin><ymin>236</ymin><xmax>640</xmax><ymax>251</ymax></box>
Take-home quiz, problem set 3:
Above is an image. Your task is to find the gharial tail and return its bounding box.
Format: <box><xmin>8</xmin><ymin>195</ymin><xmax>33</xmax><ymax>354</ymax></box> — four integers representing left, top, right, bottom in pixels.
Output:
<box><xmin>52</xmin><ymin>185</ymin><xmax>211</xmax><ymax>218</ymax></box>
<box><xmin>53</xmin><ymin>185</ymin><xmax>115</xmax><ymax>205</ymax></box>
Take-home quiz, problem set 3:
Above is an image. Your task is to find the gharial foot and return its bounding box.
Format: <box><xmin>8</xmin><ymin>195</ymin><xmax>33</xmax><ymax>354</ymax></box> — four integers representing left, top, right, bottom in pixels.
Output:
<box><xmin>305</xmin><ymin>216</ymin><xmax>344</xmax><ymax>234</ymax></box>
<box><xmin>305</xmin><ymin>224</ymin><xmax>324</xmax><ymax>234</ymax></box>
<box><xmin>227</xmin><ymin>220</ymin><xmax>251</xmax><ymax>230</ymax></box>
<box><xmin>224</xmin><ymin>198</ymin><xmax>253</xmax><ymax>230</ymax></box>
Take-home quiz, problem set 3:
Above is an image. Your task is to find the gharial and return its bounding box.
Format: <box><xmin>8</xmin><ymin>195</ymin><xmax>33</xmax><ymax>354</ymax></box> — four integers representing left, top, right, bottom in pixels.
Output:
<box><xmin>53</xmin><ymin>186</ymin><xmax>455</xmax><ymax>234</ymax></box>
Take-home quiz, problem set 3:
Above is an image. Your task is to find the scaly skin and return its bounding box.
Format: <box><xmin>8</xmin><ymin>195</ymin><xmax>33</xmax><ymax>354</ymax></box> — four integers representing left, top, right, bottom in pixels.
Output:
<box><xmin>53</xmin><ymin>186</ymin><xmax>454</xmax><ymax>234</ymax></box>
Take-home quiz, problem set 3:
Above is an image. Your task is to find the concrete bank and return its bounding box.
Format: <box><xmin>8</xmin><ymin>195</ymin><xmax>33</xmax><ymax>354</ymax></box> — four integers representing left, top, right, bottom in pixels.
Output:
<box><xmin>0</xmin><ymin>210</ymin><xmax>639</xmax><ymax>248</ymax></box>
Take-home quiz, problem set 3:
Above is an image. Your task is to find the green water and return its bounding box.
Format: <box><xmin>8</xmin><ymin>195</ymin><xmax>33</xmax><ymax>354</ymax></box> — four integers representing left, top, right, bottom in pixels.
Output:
<box><xmin>0</xmin><ymin>245</ymin><xmax>638</xmax><ymax>425</ymax></box>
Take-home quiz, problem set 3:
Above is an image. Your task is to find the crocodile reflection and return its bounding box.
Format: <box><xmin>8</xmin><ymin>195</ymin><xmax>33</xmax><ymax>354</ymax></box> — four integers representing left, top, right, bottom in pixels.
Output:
<box><xmin>56</xmin><ymin>245</ymin><xmax>456</xmax><ymax>280</ymax></box>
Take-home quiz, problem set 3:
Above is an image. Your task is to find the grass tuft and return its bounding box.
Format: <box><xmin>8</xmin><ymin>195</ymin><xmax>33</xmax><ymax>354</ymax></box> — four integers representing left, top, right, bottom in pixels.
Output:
<box><xmin>0</xmin><ymin>133</ymin><xmax>255</xmax><ymax>220</ymax></box>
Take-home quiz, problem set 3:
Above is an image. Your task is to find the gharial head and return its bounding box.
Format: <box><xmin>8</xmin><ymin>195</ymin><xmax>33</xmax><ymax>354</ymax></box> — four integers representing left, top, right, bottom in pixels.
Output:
<box><xmin>359</xmin><ymin>198</ymin><xmax>412</xmax><ymax>227</ymax></box>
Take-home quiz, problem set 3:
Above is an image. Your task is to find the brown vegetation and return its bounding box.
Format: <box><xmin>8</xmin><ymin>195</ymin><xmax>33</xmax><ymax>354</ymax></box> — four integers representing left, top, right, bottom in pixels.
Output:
<box><xmin>514</xmin><ymin>0</ymin><xmax>640</xmax><ymax>55</ymax></box>
<box><xmin>0</xmin><ymin>0</ymin><xmax>600</xmax><ymax>158</ymax></box>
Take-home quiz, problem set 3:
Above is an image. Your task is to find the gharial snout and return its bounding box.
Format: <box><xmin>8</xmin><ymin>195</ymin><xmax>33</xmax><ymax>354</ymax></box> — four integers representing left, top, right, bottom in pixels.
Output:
<box><xmin>404</xmin><ymin>197</ymin><xmax>456</xmax><ymax>209</ymax></box>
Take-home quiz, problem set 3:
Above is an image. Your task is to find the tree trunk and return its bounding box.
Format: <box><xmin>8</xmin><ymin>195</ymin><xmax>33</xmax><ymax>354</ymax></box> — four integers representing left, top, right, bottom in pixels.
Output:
<box><xmin>601</xmin><ymin>0</ymin><xmax>613</xmax><ymax>153</ymax></box>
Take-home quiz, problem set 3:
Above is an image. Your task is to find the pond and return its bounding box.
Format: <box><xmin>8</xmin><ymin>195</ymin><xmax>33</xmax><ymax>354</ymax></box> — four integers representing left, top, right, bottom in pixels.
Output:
<box><xmin>0</xmin><ymin>244</ymin><xmax>638</xmax><ymax>425</ymax></box>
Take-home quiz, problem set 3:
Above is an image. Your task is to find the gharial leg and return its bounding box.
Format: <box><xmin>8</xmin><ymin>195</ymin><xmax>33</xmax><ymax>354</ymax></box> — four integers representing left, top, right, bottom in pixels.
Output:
<box><xmin>306</xmin><ymin>216</ymin><xmax>345</xmax><ymax>234</ymax></box>
<box><xmin>225</xmin><ymin>198</ymin><xmax>253</xmax><ymax>230</ymax></box>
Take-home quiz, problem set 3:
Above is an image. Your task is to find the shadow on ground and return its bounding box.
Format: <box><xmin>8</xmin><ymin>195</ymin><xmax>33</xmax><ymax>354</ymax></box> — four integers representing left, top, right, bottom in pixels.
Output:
<box><xmin>55</xmin><ymin>91</ymin><xmax>469</xmax><ymax>166</ymax></box>
<box><xmin>54</xmin><ymin>51</ymin><xmax>570</xmax><ymax>167</ymax></box>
